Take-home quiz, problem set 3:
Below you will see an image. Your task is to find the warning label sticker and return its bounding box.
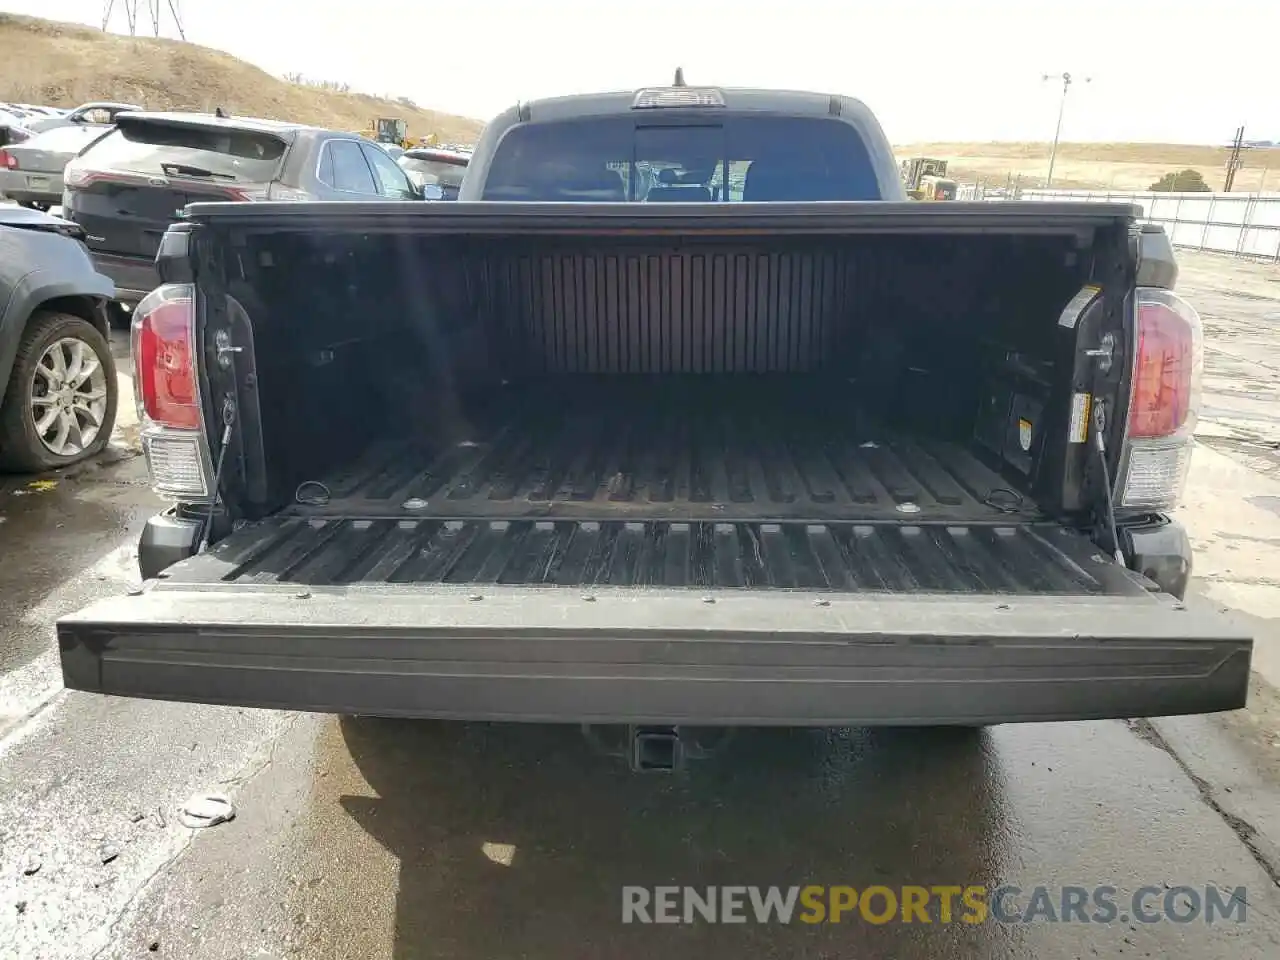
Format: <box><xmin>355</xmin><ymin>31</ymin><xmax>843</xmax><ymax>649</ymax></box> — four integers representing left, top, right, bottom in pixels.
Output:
<box><xmin>1069</xmin><ymin>392</ymin><xmax>1093</xmax><ymax>444</ymax></box>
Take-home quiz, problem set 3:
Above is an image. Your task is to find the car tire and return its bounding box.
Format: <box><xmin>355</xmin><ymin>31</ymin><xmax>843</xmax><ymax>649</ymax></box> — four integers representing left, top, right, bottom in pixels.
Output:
<box><xmin>0</xmin><ymin>312</ymin><xmax>118</xmax><ymax>473</ymax></box>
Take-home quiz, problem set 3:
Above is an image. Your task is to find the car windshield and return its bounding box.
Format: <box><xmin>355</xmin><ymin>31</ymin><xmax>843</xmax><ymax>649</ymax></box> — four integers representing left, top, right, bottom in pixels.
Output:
<box><xmin>481</xmin><ymin>115</ymin><xmax>881</xmax><ymax>201</ymax></box>
<box><xmin>80</xmin><ymin>122</ymin><xmax>288</xmax><ymax>181</ymax></box>
<box><xmin>400</xmin><ymin>155</ymin><xmax>467</xmax><ymax>188</ymax></box>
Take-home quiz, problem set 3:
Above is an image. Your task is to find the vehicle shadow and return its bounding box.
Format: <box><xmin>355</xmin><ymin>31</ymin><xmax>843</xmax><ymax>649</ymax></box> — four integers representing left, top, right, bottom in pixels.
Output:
<box><xmin>330</xmin><ymin>717</ymin><xmax>1022</xmax><ymax>960</ymax></box>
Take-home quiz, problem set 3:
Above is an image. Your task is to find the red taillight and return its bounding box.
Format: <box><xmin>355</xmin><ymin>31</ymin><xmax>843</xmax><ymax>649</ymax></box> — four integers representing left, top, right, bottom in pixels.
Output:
<box><xmin>1129</xmin><ymin>291</ymin><xmax>1202</xmax><ymax>439</ymax></box>
<box><xmin>131</xmin><ymin>286</ymin><xmax>200</xmax><ymax>429</ymax></box>
<box><xmin>0</xmin><ymin>149</ymin><xmax>16</xmax><ymax>170</ymax></box>
<box><xmin>63</xmin><ymin>167</ymin><xmax>139</xmax><ymax>189</ymax></box>
<box><xmin>1118</xmin><ymin>288</ymin><xmax>1203</xmax><ymax>511</ymax></box>
<box><xmin>62</xmin><ymin>166</ymin><xmax>105</xmax><ymax>189</ymax></box>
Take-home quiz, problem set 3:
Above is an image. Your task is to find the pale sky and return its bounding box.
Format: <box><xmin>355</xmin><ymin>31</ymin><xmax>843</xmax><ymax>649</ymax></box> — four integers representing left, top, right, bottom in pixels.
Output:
<box><xmin>7</xmin><ymin>0</ymin><xmax>1278</xmax><ymax>144</ymax></box>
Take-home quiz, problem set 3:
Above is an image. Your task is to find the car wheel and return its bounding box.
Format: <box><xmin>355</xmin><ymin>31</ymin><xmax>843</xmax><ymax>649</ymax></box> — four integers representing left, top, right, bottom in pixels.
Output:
<box><xmin>0</xmin><ymin>312</ymin><xmax>118</xmax><ymax>472</ymax></box>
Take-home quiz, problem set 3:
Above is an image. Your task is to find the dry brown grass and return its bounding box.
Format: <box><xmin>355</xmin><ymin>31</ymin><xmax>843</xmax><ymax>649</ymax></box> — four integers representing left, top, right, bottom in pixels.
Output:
<box><xmin>0</xmin><ymin>13</ymin><xmax>484</xmax><ymax>142</ymax></box>
<box><xmin>896</xmin><ymin>141</ymin><xmax>1280</xmax><ymax>192</ymax></box>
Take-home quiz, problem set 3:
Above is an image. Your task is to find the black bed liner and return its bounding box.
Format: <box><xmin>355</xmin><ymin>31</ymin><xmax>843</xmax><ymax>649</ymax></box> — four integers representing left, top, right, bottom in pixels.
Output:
<box><xmin>289</xmin><ymin>385</ymin><xmax>1038</xmax><ymax>524</ymax></box>
<box><xmin>219</xmin><ymin>381</ymin><xmax>1116</xmax><ymax>593</ymax></box>
<box><xmin>170</xmin><ymin>516</ymin><xmax>1146</xmax><ymax>596</ymax></box>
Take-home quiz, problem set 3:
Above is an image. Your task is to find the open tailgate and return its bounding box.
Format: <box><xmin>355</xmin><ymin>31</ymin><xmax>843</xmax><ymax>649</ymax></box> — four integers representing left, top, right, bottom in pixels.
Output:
<box><xmin>58</xmin><ymin>519</ymin><xmax>1252</xmax><ymax>725</ymax></box>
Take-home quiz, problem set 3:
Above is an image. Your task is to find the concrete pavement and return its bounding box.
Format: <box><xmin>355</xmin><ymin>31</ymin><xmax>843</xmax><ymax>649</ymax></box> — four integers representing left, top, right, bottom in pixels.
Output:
<box><xmin>0</xmin><ymin>329</ymin><xmax>138</xmax><ymax>734</ymax></box>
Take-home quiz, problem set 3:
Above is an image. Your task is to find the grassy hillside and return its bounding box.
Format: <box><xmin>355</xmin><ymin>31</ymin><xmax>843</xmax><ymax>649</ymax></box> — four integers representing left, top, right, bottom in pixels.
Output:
<box><xmin>896</xmin><ymin>141</ymin><xmax>1280</xmax><ymax>191</ymax></box>
<box><xmin>0</xmin><ymin>13</ymin><xmax>484</xmax><ymax>142</ymax></box>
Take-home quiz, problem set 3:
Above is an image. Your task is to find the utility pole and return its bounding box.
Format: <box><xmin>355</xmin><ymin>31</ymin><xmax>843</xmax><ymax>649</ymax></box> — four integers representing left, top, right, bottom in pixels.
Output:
<box><xmin>1224</xmin><ymin>125</ymin><xmax>1245</xmax><ymax>192</ymax></box>
<box><xmin>1042</xmin><ymin>72</ymin><xmax>1091</xmax><ymax>188</ymax></box>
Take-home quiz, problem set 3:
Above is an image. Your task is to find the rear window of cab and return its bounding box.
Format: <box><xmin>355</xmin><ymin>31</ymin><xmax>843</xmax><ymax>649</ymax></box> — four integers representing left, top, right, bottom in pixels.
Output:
<box><xmin>481</xmin><ymin>115</ymin><xmax>881</xmax><ymax>202</ymax></box>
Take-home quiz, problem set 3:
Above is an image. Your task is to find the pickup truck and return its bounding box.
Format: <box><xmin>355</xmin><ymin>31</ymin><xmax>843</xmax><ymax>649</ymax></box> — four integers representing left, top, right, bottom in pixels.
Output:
<box><xmin>57</xmin><ymin>83</ymin><xmax>1252</xmax><ymax>758</ymax></box>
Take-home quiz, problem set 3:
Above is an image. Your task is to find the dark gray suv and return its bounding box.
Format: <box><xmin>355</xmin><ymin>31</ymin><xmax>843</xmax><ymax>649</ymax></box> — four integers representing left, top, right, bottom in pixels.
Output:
<box><xmin>61</xmin><ymin>111</ymin><xmax>424</xmax><ymax>304</ymax></box>
<box><xmin>0</xmin><ymin>206</ymin><xmax>116</xmax><ymax>471</ymax></box>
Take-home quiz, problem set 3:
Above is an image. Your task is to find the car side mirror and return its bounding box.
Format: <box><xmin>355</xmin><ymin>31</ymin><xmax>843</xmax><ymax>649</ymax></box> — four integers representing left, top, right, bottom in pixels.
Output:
<box><xmin>420</xmin><ymin>183</ymin><xmax>444</xmax><ymax>201</ymax></box>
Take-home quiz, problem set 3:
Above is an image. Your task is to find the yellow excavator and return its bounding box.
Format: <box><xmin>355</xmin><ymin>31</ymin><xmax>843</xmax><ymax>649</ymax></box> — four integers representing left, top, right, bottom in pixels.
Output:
<box><xmin>362</xmin><ymin>118</ymin><xmax>437</xmax><ymax>150</ymax></box>
<box><xmin>901</xmin><ymin>157</ymin><xmax>953</xmax><ymax>200</ymax></box>
<box><xmin>916</xmin><ymin>174</ymin><xmax>959</xmax><ymax>202</ymax></box>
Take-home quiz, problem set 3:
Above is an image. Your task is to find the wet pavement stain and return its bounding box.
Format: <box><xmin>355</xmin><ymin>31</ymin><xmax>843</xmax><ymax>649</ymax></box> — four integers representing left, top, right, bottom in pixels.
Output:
<box><xmin>0</xmin><ymin>327</ymin><xmax>146</xmax><ymax>683</ymax></box>
<box><xmin>0</xmin><ymin>459</ymin><xmax>156</xmax><ymax>677</ymax></box>
<box><xmin>90</xmin><ymin>717</ymin><xmax>1280</xmax><ymax>960</ymax></box>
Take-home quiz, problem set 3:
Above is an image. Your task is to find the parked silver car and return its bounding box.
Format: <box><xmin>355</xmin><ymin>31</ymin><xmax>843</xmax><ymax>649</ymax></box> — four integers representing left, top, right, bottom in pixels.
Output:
<box><xmin>0</xmin><ymin>109</ymin><xmax>33</xmax><ymax>148</ymax></box>
<box><xmin>397</xmin><ymin>146</ymin><xmax>470</xmax><ymax>200</ymax></box>
<box><xmin>0</xmin><ymin>125</ymin><xmax>108</xmax><ymax>210</ymax></box>
<box><xmin>0</xmin><ymin>103</ymin><xmax>66</xmax><ymax>121</ymax></box>
<box><xmin>23</xmin><ymin>101</ymin><xmax>141</xmax><ymax>135</ymax></box>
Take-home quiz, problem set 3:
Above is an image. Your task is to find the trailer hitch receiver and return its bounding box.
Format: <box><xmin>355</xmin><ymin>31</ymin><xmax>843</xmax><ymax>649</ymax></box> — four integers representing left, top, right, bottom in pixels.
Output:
<box><xmin>580</xmin><ymin>724</ymin><xmax>735</xmax><ymax>772</ymax></box>
<box><xmin>631</xmin><ymin>726</ymin><xmax>683</xmax><ymax>773</ymax></box>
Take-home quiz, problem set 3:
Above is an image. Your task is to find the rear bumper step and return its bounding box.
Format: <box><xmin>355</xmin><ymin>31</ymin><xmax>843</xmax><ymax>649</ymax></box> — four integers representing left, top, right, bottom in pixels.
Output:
<box><xmin>58</xmin><ymin>586</ymin><xmax>1252</xmax><ymax>724</ymax></box>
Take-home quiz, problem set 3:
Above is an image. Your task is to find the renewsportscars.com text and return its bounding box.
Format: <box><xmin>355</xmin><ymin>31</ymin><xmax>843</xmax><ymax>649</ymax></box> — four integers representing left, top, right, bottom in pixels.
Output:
<box><xmin>621</xmin><ymin>885</ymin><xmax>1247</xmax><ymax>925</ymax></box>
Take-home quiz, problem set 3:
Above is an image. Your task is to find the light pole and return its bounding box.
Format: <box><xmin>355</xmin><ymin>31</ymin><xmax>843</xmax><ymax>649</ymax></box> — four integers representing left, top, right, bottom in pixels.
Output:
<box><xmin>1042</xmin><ymin>72</ymin><xmax>1091</xmax><ymax>188</ymax></box>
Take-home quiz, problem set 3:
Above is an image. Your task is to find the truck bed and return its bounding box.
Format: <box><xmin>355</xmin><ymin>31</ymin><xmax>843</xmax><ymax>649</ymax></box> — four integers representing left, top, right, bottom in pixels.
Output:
<box><xmin>287</xmin><ymin>380</ymin><xmax>1038</xmax><ymax>524</ymax></box>
<box><xmin>191</xmin><ymin>379</ymin><xmax>1110</xmax><ymax>594</ymax></box>
<box><xmin>174</xmin><ymin>515</ymin><xmax>1143</xmax><ymax>595</ymax></box>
